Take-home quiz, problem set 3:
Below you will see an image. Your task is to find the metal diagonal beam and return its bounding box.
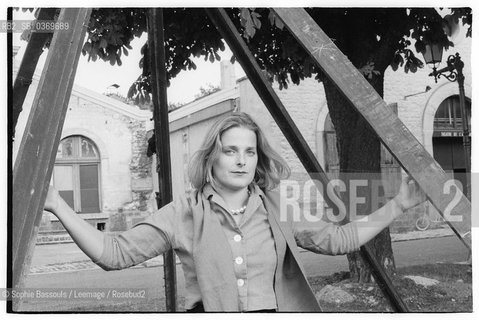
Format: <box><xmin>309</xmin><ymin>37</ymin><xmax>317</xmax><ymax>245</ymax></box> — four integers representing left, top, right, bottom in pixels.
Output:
<box><xmin>147</xmin><ymin>8</ymin><xmax>177</xmax><ymax>312</ymax></box>
<box><xmin>273</xmin><ymin>8</ymin><xmax>471</xmax><ymax>250</ymax></box>
<box><xmin>205</xmin><ymin>8</ymin><xmax>409</xmax><ymax>312</ymax></box>
<box><xmin>12</xmin><ymin>8</ymin><xmax>57</xmax><ymax>139</ymax></box>
<box><xmin>11</xmin><ymin>8</ymin><xmax>92</xmax><ymax>307</ymax></box>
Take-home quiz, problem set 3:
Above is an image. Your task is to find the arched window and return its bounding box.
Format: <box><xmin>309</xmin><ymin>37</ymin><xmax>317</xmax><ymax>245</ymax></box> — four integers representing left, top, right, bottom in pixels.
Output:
<box><xmin>52</xmin><ymin>136</ymin><xmax>101</xmax><ymax>213</ymax></box>
<box><xmin>434</xmin><ymin>95</ymin><xmax>471</xmax><ymax>131</ymax></box>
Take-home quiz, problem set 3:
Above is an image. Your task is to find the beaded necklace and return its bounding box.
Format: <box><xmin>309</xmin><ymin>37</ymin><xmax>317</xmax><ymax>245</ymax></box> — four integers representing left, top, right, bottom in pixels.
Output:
<box><xmin>229</xmin><ymin>189</ymin><xmax>250</xmax><ymax>215</ymax></box>
<box><xmin>230</xmin><ymin>206</ymin><xmax>247</xmax><ymax>215</ymax></box>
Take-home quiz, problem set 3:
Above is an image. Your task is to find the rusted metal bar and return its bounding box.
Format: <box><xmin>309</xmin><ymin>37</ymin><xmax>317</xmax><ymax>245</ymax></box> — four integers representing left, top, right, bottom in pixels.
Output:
<box><xmin>11</xmin><ymin>8</ymin><xmax>92</xmax><ymax>311</ymax></box>
<box><xmin>272</xmin><ymin>8</ymin><xmax>471</xmax><ymax>250</ymax></box>
<box><xmin>204</xmin><ymin>8</ymin><xmax>409</xmax><ymax>312</ymax></box>
<box><xmin>147</xmin><ymin>8</ymin><xmax>177</xmax><ymax>312</ymax></box>
<box><xmin>12</xmin><ymin>8</ymin><xmax>58</xmax><ymax>140</ymax></box>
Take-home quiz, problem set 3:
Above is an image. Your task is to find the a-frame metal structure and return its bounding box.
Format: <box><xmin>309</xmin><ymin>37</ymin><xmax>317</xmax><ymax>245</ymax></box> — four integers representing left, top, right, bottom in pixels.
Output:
<box><xmin>10</xmin><ymin>7</ymin><xmax>471</xmax><ymax>313</ymax></box>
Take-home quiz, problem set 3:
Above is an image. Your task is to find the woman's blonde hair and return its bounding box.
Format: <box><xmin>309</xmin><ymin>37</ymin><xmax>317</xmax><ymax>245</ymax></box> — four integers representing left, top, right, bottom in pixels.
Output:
<box><xmin>188</xmin><ymin>112</ymin><xmax>290</xmax><ymax>191</ymax></box>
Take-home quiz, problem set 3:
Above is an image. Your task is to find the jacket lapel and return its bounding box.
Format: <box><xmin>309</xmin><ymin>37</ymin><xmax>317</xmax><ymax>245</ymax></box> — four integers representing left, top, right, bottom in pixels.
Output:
<box><xmin>263</xmin><ymin>190</ymin><xmax>322</xmax><ymax>312</ymax></box>
<box><xmin>190</xmin><ymin>190</ymin><xmax>240</xmax><ymax>311</ymax></box>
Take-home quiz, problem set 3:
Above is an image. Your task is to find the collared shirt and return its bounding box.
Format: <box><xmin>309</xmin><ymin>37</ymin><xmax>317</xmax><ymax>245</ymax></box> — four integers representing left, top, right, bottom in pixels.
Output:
<box><xmin>203</xmin><ymin>184</ymin><xmax>277</xmax><ymax>311</ymax></box>
<box><xmin>94</xmin><ymin>184</ymin><xmax>360</xmax><ymax>311</ymax></box>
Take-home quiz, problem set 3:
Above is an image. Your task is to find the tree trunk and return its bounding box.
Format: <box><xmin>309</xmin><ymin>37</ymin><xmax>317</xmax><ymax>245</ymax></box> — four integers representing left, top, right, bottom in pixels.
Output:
<box><xmin>322</xmin><ymin>76</ymin><xmax>396</xmax><ymax>283</ymax></box>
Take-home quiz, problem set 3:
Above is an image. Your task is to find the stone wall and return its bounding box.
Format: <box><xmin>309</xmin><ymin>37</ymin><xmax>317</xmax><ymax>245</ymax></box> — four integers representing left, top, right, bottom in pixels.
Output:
<box><xmin>127</xmin><ymin>120</ymin><xmax>154</xmax><ymax>213</ymax></box>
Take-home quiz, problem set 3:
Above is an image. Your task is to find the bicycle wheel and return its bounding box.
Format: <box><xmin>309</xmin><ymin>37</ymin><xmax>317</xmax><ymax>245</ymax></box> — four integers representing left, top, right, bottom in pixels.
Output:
<box><xmin>415</xmin><ymin>216</ymin><xmax>430</xmax><ymax>231</ymax></box>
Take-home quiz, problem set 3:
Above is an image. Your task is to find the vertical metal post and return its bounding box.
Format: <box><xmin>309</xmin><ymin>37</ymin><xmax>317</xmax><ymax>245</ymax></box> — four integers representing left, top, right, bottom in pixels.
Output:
<box><xmin>455</xmin><ymin>62</ymin><xmax>471</xmax><ymax>199</ymax></box>
<box><xmin>147</xmin><ymin>8</ymin><xmax>177</xmax><ymax>312</ymax></box>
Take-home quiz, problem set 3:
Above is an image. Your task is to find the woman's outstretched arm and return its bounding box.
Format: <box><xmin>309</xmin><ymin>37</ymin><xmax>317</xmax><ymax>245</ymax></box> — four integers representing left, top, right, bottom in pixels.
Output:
<box><xmin>44</xmin><ymin>186</ymin><xmax>105</xmax><ymax>261</ymax></box>
<box><xmin>44</xmin><ymin>185</ymin><xmax>179</xmax><ymax>270</ymax></box>
<box><xmin>294</xmin><ymin>175</ymin><xmax>426</xmax><ymax>255</ymax></box>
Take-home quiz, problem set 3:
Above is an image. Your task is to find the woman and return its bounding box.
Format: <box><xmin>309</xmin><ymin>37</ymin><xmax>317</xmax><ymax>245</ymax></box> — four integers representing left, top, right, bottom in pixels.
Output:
<box><xmin>44</xmin><ymin>112</ymin><xmax>424</xmax><ymax>312</ymax></box>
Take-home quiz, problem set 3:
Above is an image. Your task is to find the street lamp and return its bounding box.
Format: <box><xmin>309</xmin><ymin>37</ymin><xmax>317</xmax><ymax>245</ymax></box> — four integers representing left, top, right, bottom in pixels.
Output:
<box><xmin>421</xmin><ymin>45</ymin><xmax>471</xmax><ymax>199</ymax></box>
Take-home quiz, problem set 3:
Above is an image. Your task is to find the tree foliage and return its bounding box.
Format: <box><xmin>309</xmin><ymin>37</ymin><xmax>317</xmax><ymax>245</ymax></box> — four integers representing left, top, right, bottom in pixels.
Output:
<box><xmin>25</xmin><ymin>7</ymin><xmax>470</xmax><ymax>104</ymax></box>
<box><xmin>82</xmin><ymin>8</ymin><xmax>226</xmax><ymax>105</ymax></box>
<box><xmin>233</xmin><ymin>8</ymin><xmax>471</xmax><ymax>89</ymax></box>
<box><xmin>22</xmin><ymin>7</ymin><xmax>471</xmax><ymax>96</ymax></box>
<box><xmin>194</xmin><ymin>84</ymin><xmax>221</xmax><ymax>100</ymax></box>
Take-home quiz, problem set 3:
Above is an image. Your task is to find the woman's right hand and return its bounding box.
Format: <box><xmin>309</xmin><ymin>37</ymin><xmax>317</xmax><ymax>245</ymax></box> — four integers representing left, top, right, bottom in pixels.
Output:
<box><xmin>44</xmin><ymin>185</ymin><xmax>61</xmax><ymax>215</ymax></box>
<box><xmin>42</xmin><ymin>185</ymin><xmax>105</xmax><ymax>262</ymax></box>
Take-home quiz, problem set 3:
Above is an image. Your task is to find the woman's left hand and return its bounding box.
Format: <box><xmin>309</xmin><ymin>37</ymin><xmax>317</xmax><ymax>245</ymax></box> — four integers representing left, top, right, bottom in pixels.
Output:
<box><xmin>393</xmin><ymin>175</ymin><xmax>427</xmax><ymax>211</ymax></box>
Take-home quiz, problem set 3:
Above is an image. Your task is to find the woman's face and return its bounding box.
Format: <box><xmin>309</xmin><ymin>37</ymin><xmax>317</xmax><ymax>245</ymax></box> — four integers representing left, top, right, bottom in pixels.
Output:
<box><xmin>212</xmin><ymin>126</ymin><xmax>258</xmax><ymax>193</ymax></box>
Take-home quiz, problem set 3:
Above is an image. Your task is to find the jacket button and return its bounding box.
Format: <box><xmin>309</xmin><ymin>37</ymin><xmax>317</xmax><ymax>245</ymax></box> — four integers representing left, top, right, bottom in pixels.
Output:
<box><xmin>235</xmin><ymin>257</ymin><xmax>243</xmax><ymax>265</ymax></box>
<box><xmin>237</xmin><ymin>279</ymin><xmax>245</xmax><ymax>287</ymax></box>
<box><xmin>233</xmin><ymin>234</ymin><xmax>242</xmax><ymax>242</ymax></box>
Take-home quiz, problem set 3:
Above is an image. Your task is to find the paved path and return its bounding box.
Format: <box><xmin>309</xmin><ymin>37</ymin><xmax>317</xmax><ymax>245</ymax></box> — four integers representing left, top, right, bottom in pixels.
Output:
<box><xmin>29</xmin><ymin>227</ymin><xmax>457</xmax><ymax>275</ymax></box>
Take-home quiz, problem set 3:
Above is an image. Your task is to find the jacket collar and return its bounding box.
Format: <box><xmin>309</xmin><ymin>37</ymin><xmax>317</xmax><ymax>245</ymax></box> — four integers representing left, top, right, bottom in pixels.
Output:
<box><xmin>202</xmin><ymin>182</ymin><xmax>266</xmax><ymax>201</ymax></box>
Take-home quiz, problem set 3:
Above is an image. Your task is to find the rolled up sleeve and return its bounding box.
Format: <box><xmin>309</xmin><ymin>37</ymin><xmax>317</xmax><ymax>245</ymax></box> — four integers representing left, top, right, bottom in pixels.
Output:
<box><xmin>293</xmin><ymin>221</ymin><xmax>360</xmax><ymax>256</ymax></box>
<box><xmin>93</xmin><ymin>201</ymin><xmax>180</xmax><ymax>270</ymax></box>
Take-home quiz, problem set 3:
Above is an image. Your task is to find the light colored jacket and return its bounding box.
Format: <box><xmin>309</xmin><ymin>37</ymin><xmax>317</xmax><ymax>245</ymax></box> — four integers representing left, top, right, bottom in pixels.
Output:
<box><xmin>94</xmin><ymin>185</ymin><xmax>360</xmax><ymax>311</ymax></box>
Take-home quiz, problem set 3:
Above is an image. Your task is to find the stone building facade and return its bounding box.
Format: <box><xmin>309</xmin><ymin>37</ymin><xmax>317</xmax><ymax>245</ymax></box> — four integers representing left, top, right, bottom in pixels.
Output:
<box><xmin>13</xmin><ymin>65</ymin><xmax>154</xmax><ymax>240</ymax></box>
